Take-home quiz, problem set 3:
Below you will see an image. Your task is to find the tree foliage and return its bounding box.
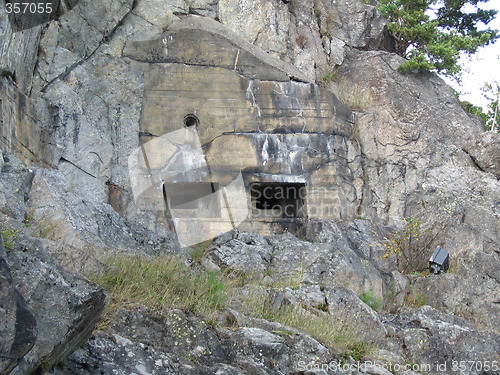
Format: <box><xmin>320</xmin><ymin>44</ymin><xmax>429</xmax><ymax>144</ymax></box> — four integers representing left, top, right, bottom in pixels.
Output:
<box><xmin>482</xmin><ymin>81</ymin><xmax>499</xmax><ymax>131</ymax></box>
<box><xmin>460</xmin><ymin>81</ymin><xmax>500</xmax><ymax>132</ymax></box>
<box><xmin>376</xmin><ymin>0</ymin><xmax>498</xmax><ymax>76</ymax></box>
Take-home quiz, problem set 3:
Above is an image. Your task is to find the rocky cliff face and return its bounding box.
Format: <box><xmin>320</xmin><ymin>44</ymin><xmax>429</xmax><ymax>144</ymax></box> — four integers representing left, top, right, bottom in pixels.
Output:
<box><xmin>0</xmin><ymin>0</ymin><xmax>499</xmax><ymax>374</ymax></box>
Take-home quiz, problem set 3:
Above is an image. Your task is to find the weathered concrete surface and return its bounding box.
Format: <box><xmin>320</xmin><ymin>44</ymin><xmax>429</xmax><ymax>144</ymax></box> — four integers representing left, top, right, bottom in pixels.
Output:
<box><xmin>2</xmin><ymin>7</ymin><xmax>357</xmax><ymax>239</ymax></box>
<box><xmin>0</xmin><ymin>0</ymin><xmax>498</xmax><ymax>373</ymax></box>
<box><xmin>138</xmin><ymin>64</ymin><xmax>353</xmax><ymax>145</ymax></box>
<box><xmin>124</xmin><ymin>16</ymin><xmax>311</xmax><ymax>82</ymax></box>
<box><xmin>126</xmin><ymin>16</ymin><xmax>356</xmax><ymax>237</ymax></box>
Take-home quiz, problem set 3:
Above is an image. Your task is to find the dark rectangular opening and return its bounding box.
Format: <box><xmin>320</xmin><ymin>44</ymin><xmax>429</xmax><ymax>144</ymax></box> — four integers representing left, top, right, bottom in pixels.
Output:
<box><xmin>250</xmin><ymin>182</ymin><xmax>306</xmax><ymax>218</ymax></box>
<box><xmin>163</xmin><ymin>182</ymin><xmax>220</xmax><ymax>217</ymax></box>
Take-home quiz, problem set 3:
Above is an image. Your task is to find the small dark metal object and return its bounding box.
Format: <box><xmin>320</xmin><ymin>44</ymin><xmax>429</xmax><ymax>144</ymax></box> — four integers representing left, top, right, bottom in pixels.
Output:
<box><xmin>429</xmin><ymin>246</ymin><xmax>450</xmax><ymax>274</ymax></box>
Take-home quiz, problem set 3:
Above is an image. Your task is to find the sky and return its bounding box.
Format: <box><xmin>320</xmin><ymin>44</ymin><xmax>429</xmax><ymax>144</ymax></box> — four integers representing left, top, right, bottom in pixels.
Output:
<box><xmin>443</xmin><ymin>1</ymin><xmax>500</xmax><ymax>110</ymax></box>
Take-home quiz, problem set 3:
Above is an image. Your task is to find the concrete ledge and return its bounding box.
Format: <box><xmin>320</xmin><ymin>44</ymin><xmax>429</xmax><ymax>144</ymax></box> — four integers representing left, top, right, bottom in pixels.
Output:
<box><xmin>124</xmin><ymin>15</ymin><xmax>311</xmax><ymax>83</ymax></box>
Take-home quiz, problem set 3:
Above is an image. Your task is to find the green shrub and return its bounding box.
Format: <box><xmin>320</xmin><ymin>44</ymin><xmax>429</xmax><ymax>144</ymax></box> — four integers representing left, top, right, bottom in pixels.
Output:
<box><xmin>1</xmin><ymin>227</ymin><xmax>20</xmax><ymax>251</ymax></box>
<box><xmin>376</xmin><ymin>0</ymin><xmax>498</xmax><ymax>77</ymax></box>
<box><xmin>340</xmin><ymin>342</ymin><xmax>370</xmax><ymax>362</ymax></box>
<box><xmin>381</xmin><ymin>217</ymin><xmax>433</xmax><ymax>273</ymax></box>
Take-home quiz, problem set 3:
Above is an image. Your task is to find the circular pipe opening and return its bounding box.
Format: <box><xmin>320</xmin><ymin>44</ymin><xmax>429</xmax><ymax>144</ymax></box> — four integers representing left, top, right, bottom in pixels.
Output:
<box><xmin>184</xmin><ymin>114</ymin><xmax>199</xmax><ymax>127</ymax></box>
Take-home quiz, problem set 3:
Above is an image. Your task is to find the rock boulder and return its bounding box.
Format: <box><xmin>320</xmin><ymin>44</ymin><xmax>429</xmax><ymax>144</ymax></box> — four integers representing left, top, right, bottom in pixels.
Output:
<box><xmin>0</xmin><ymin>236</ymin><xmax>37</xmax><ymax>375</ymax></box>
<box><xmin>4</xmin><ymin>234</ymin><xmax>105</xmax><ymax>375</ymax></box>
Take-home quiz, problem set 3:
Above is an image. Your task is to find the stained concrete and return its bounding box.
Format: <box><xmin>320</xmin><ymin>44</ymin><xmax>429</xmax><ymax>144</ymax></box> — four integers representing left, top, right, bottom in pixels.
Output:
<box><xmin>126</xmin><ymin>16</ymin><xmax>357</xmax><ymax>236</ymax></box>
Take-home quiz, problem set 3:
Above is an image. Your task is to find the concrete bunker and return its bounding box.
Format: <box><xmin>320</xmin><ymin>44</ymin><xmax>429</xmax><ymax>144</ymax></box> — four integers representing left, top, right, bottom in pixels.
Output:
<box><xmin>250</xmin><ymin>182</ymin><xmax>306</xmax><ymax>219</ymax></box>
<box><xmin>127</xmin><ymin>16</ymin><xmax>357</xmax><ymax>240</ymax></box>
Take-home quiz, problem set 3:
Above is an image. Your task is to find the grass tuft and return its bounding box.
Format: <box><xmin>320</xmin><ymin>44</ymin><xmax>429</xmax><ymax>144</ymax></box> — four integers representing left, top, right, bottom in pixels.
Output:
<box><xmin>188</xmin><ymin>240</ymin><xmax>213</xmax><ymax>264</ymax></box>
<box><xmin>91</xmin><ymin>255</ymin><xmax>229</xmax><ymax>323</ymax></box>
<box><xmin>359</xmin><ymin>289</ymin><xmax>383</xmax><ymax>311</ymax></box>
<box><xmin>316</xmin><ymin>69</ymin><xmax>335</xmax><ymax>87</ymax></box>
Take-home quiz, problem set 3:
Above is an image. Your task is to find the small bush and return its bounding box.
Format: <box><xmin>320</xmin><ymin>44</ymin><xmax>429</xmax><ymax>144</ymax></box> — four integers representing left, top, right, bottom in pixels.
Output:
<box><xmin>340</xmin><ymin>342</ymin><xmax>370</xmax><ymax>362</ymax></box>
<box><xmin>1</xmin><ymin>227</ymin><xmax>20</xmax><ymax>251</ymax></box>
<box><xmin>381</xmin><ymin>217</ymin><xmax>432</xmax><ymax>273</ymax></box>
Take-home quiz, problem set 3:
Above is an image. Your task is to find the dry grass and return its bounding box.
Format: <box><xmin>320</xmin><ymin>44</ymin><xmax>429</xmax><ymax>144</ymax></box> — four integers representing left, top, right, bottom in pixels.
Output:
<box><xmin>91</xmin><ymin>255</ymin><xmax>230</xmax><ymax>325</ymax></box>
<box><xmin>233</xmin><ymin>285</ymin><xmax>370</xmax><ymax>355</ymax></box>
<box><xmin>316</xmin><ymin>68</ymin><xmax>336</xmax><ymax>87</ymax></box>
<box><xmin>91</xmin><ymin>254</ymin><xmax>371</xmax><ymax>357</ymax></box>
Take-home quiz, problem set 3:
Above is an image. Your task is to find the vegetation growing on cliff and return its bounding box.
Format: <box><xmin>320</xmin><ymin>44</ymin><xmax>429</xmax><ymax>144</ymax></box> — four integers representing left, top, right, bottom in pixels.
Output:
<box><xmin>460</xmin><ymin>81</ymin><xmax>500</xmax><ymax>131</ymax></box>
<box><xmin>376</xmin><ymin>0</ymin><xmax>498</xmax><ymax>76</ymax></box>
<box><xmin>0</xmin><ymin>227</ymin><xmax>19</xmax><ymax>251</ymax></box>
<box><xmin>481</xmin><ymin>81</ymin><xmax>499</xmax><ymax>131</ymax></box>
<box><xmin>93</xmin><ymin>255</ymin><xmax>229</xmax><ymax>323</ymax></box>
<box><xmin>93</xmin><ymin>255</ymin><xmax>369</xmax><ymax>356</ymax></box>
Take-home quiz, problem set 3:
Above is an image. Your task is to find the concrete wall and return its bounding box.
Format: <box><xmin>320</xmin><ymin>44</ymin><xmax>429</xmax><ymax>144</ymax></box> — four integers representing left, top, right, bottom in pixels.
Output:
<box><xmin>130</xmin><ymin>17</ymin><xmax>359</xmax><ymax>237</ymax></box>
